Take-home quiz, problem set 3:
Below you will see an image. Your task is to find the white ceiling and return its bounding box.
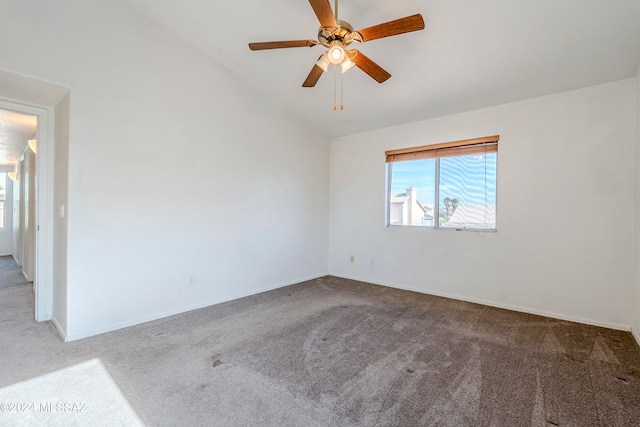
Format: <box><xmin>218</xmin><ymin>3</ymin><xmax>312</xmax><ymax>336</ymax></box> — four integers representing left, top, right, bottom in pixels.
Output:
<box><xmin>39</xmin><ymin>1</ymin><xmax>640</xmax><ymax>139</ymax></box>
<box><xmin>0</xmin><ymin>109</ymin><xmax>35</xmax><ymax>166</ymax></box>
<box><xmin>124</xmin><ymin>0</ymin><xmax>640</xmax><ymax>137</ymax></box>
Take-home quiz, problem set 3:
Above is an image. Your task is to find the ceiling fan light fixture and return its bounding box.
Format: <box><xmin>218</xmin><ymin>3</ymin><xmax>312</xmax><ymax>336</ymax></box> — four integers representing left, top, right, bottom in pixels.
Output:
<box><xmin>327</xmin><ymin>41</ymin><xmax>346</xmax><ymax>64</ymax></box>
<box><xmin>315</xmin><ymin>53</ymin><xmax>330</xmax><ymax>72</ymax></box>
<box><xmin>341</xmin><ymin>58</ymin><xmax>355</xmax><ymax>73</ymax></box>
<box><xmin>248</xmin><ymin>0</ymin><xmax>425</xmax><ymax>95</ymax></box>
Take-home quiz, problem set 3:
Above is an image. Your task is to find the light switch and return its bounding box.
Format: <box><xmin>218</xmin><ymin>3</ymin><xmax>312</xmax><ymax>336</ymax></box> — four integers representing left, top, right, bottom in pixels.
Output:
<box><xmin>59</xmin><ymin>203</ymin><xmax>65</xmax><ymax>218</ymax></box>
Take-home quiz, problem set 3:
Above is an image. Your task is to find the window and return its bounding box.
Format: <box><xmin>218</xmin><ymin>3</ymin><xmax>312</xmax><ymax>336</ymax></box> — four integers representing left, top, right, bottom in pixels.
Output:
<box><xmin>0</xmin><ymin>172</ymin><xmax>6</xmax><ymax>229</ymax></box>
<box><xmin>386</xmin><ymin>135</ymin><xmax>498</xmax><ymax>230</ymax></box>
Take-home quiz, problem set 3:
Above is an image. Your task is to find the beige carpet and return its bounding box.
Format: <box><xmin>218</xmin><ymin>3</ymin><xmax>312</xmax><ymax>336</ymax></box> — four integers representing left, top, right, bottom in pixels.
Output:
<box><xmin>0</xmin><ymin>265</ymin><xmax>639</xmax><ymax>426</ymax></box>
<box><xmin>0</xmin><ymin>256</ymin><xmax>29</xmax><ymax>290</ymax></box>
<box><xmin>0</xmin><ymin>359</ymin><xmax>143</xmax><ymax>426</ymax></box>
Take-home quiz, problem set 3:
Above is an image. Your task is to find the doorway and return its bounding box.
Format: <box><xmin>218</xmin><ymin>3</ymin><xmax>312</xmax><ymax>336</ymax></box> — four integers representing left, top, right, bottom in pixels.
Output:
<box><xmin>0</xmin><ymin>68</ymin><xmax>68</xmax><ymax>337</ymax></box>
<box><xmin>0</xmin><ymin>108</ymin><xmax>38</xmax><ymax>294</ymax></box>
<box><xmin>0</xmin><ymin>99</ymin><xmax>53</xmax><ymax>322</ymax></box>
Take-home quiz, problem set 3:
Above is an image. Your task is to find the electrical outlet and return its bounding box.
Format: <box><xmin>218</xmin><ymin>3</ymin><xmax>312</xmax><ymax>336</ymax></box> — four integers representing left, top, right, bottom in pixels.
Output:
<box><xmin>188</xmin><ymin>274</ymin><xmax>196</xmax><ymax>286</ymax></box>
<box><xmin>350</xmin><ymin>255</ymin><xmax>355</xmax><ymax>263</ymax></box>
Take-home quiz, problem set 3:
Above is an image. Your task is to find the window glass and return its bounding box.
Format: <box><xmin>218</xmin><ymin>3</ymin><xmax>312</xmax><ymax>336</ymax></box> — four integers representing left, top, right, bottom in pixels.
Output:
<box><xmin>388</xmin><ymin>159</ymin><xmax>435</xmax><ymax>226</ymax></box>
<box><xmin>386</xmin><ymin>137</ymin><xmax>498</xmax><ymax>231</ymax></box>
<box><xmin>439</xmin><ymin>153</ymin><xmax>496</xmax><ymax>229</ymax></box>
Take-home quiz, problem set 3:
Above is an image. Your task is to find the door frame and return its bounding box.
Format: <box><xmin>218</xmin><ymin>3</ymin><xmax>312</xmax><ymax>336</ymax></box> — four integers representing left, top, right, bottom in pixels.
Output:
<box><xmin>0</xmin><ymin>98</ymin><xmax>54</xmax><ymax>321</ymax></box>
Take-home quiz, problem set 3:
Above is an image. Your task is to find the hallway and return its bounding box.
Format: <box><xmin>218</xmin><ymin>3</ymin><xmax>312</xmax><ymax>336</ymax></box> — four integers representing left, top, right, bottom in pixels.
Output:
<box><xmin>0</xmin><ymin>255</ymin><xmax>33</xmax><ymax>320</ymax></box>
<box><xmin>0</xmin><ymin>256</ymin><xmax>29</xmax><ymax>290</ymax></box>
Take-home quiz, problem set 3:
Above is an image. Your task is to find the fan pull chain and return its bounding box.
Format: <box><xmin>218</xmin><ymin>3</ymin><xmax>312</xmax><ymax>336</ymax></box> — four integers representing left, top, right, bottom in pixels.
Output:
<box><xmin>333</xmin><ymin>65</ymin><xmax>337</xmax><ymax>110</ymax></box>
<box><xmin>340</xmin><ymin>68</ymin><xmax>344</xmax><ymax>110</ymax></box>
<box><xmin>332</xmin><ymin>64</ymin><xmax>344</xmax><ymax>111</ymax></box>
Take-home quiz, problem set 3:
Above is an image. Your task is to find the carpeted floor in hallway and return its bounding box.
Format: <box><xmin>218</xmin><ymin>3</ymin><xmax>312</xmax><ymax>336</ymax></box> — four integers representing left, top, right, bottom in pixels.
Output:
<box><xmin>0</xmin><ymin>255</ymin><xmax>29</xmax><ymax>290</ymax></box>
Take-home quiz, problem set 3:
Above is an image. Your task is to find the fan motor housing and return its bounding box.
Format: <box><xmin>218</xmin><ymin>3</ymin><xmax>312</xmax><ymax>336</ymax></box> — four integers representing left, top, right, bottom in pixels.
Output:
<box><xmin>318</xmin><ymin>20</ymin><xmax>361</xmax><ymax>47</ymax></box>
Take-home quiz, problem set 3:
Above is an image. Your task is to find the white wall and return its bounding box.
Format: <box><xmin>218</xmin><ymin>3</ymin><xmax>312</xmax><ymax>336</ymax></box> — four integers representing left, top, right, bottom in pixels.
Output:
<box><xmin>330</xmin><ymin>79</ymin><xmax>636</xmax><ymax>330</ymax></box>
<box><xmin>12</xmin><ymin>162</ymin><xmax>21</xmax><ymax>264</ymax></box>
<box><xmin>21</xmin><ymin>148</ymin><xmax>36</xmax><ymax>281</ymax></box>
<box><xmin>0</xmin><ymin>166</ymin><xmax>14</xmax><ymax>255</ymax></box>
<box><xmin>53</xmin><ymin>93</ymin><xmax>70</xmax><ymax>334</ymax></box>
<box><xmin>634</xmin><ymin>65</ymin><xmax>640</xmax><ymax>344</ymax></box>
<box><xmin>0</xmin><ymin>0</ymin><xmax>329</xmax><ymax>340</ymax></box>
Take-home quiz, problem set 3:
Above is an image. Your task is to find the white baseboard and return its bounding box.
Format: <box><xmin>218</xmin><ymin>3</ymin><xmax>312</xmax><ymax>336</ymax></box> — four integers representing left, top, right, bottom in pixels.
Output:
<box><xmin>330</xmin><ymin>273</ymin><xmax>632</xmax><ymax>332</ymax></box>
<box><xmin>65</xmin><ymin>273</ymin><xmax>328</xmax><ymax>342</ymax></box>
<box><xmin>632</xmin><ymin>328</ymin><xmax>640</xmax><ymax>348</ymax></box>
<box><xmin>50</xmin><ymin>315</ymin><xmax>67</xmax><ymax>342</ymax></box>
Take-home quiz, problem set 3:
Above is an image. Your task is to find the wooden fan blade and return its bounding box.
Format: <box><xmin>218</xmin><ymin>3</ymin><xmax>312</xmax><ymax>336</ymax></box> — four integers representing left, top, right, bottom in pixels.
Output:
<box><xmin>249</xmin><ymin>40</ymin><xmax>318</xmax><ymax>51</ymax></box>
<box><xmin>349</xmin><ymin>50</ymin><xmax>391</xmax><ymax>83</ymax></box>
<box><xmin>356</xmin><ymin>14</ymin><xmax>425</xmax><ymax>42</ymax></box>
<box><xmin>309</xmin><ymin>0</ymin><xmax>337</xmax><ymax>28</ymax></box>
<box><xmin>302</xmin><ymin>64</ymin><xmax>325</xmax><ymax>87</ymax></box>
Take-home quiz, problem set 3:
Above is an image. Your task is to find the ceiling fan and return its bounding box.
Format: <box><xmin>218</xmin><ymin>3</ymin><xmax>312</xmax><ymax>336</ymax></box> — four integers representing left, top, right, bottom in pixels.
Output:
<box><xmin>248</xmin><ymin>0</ymin><xmax>425</xmax><ymax>89</ymax></box>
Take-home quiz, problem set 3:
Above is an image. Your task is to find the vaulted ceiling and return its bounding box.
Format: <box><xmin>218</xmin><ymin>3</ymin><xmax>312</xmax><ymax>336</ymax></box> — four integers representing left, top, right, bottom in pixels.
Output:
<box><xmin>1</xmin><ymin>1</ymin><xmax>639</xmax><ymax>150</ymax></box>
<box><xmin>125</xmin><ymin>0</ymin><xmax>640</xmax><ymax>137</ymax></box>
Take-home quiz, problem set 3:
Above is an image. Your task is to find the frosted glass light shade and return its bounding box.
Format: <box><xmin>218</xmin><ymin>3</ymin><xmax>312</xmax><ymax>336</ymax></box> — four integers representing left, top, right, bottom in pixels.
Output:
<box><xmin>28</xmin><ymin>139</ymin><xmax>37</xmax><ymax>154</ymax></box>
<box><xmin>315</xmin><ymin>53</ymin><xmax>330</xmax><ymax>72</ymax></box>
<box><xmin>341</xmin><ymin>59</ymin><xmax>355</xmax><ymax>73</ymax></box>
<box><xmin>327</xmin><ymin>41</ymin><xmax>346</xmax><ymax>64</ymax></box>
